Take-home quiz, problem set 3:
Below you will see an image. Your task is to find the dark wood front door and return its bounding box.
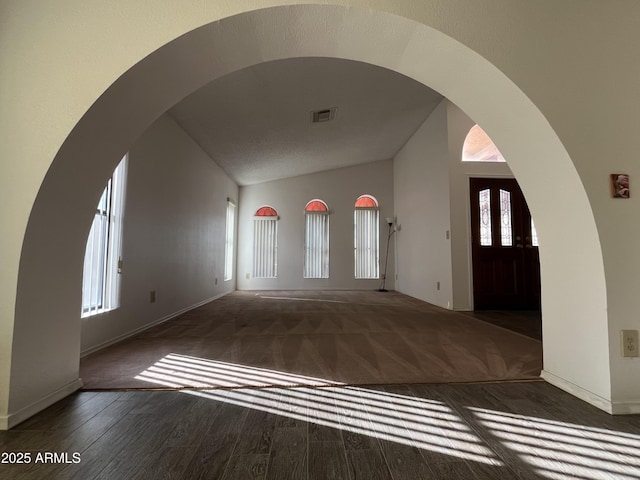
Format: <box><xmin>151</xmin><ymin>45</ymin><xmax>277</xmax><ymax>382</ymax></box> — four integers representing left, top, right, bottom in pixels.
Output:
<box><xmin>470</xmin><ymin>178</ymin><xmax>540</xmax><ymax>310</ymax></box>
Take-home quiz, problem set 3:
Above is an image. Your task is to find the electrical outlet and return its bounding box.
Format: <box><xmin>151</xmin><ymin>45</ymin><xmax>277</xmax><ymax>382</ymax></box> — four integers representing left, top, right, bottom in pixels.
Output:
<box><xmin>150</xmin><ymin>290</ymin><xmax>156</xmax><ymax>303</ymax></box>
<box><xmin>245</xmin><ymin>273</ymin><xmax>250</xmax><ymax>279</ymax></box>
<box><xmin>621</xmin><ymin>330</ymin><xmax>639</xmax><ymax>357</ymax></box>
<box><xmin>215</xmin><ymin>277</ymin><xmax>218</xmax><ymax>285</ymax></box>
<box><xmin>436</xmin><ymin>281</ymin><xmax>441</xmax><ymax>290</ymax></box>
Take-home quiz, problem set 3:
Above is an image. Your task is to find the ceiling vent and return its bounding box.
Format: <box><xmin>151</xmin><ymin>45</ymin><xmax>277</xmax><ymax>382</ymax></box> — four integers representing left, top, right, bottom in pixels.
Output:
<box><xmin>311</xmin><ymin>107</ymin><xmax>337</xmax><ymax>123</ymax></box>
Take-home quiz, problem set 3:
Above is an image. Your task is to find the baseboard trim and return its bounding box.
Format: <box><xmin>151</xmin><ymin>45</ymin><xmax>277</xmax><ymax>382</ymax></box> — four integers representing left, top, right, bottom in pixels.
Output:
<box><xmin>610</xmin><ymin>400</ymin><xmax>640</xmax><ymax>415</ymax></box>
<box><xmin>1</xmin><ymin>378</ymin><xmax>84</xmax><ymax>430</ymax></box>
<box><xmin>540</xmin><ymin>370</ymin><xmax>613</xmax><ymax>414</ymax></box>
<box><xmin>81</xmin><ymin>292</ymin><xmax>229</xmax><ymax>357</ymax></box>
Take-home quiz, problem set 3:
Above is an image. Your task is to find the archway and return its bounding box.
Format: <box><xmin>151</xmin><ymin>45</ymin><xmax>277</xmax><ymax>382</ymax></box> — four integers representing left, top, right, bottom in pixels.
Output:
<box><xmin>6</xmin><ymin>4</ymin><xmax>609</xmax><ymax>427</ymax></box>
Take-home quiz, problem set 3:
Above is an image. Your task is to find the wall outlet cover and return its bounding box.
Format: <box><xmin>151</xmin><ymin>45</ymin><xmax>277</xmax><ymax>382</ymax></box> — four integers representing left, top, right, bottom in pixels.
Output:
<box><xmin>621</xmin><ymin>330</ymin><xmax>639</xmax><ymax>357</ymax></box>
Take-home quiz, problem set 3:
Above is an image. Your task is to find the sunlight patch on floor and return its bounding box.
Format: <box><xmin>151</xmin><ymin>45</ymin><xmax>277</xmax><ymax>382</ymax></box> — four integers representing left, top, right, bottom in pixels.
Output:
<box><xmin>136</xmin><ymin>353</ymin><xmax>501</xmax><ymax>466</ymax></box>
<box><xmin>471</xmin><ymin>407</ymin><xmax>640</xmax><ymax>480</ymax></box>
<box><xmin>135</xmin><ymin>353</ymin><xmax>344</xmax><ymax>388</ymax></box>
<box><xmin>135</xmin><ymin>353</ymin><xmax>639</xmax><ymax>477</ymax></box>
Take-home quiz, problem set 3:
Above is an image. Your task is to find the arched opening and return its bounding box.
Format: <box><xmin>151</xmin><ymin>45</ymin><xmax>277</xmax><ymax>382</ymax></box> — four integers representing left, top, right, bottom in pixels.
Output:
<box><xmin>6</xmin><ymin>4</ymin><xmax>610</xmax><ymax>427</ymax></box>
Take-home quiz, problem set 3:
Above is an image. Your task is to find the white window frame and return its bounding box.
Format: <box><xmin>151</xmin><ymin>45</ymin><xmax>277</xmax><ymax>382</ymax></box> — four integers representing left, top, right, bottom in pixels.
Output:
<box><xmin>354</xmin><ymin>206</ymin><xmax>380</xmax><ymax>279</ymax></box>
<box><xmin>224</xmin><ymin>199</ymin><xmax>236</xmax><ymax>281</ymax></box>
<box><xmin>304</xmin><ymin>203</ymin><xmax>329</xmax><ymax>279</ymax></box>
<box><xmin>253</xmin><ymin>212</ymin><xmax>278</xmax><ymax>278</ymax></box>
<box><xmin>82</xmin><ymin>154</ymin><xmax>127</xmax><ymax>317</ymax></box>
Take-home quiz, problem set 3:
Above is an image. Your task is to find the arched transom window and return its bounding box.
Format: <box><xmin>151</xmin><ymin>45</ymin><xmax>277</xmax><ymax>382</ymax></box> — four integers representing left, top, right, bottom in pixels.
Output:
<box><xmin>354</xmin><ymin>194</ymin><xmax>378</xmax><ymax>208</ymax></box>
<box><xmin>255</xmin><ymin>206</ymin><xmax>278</xmax><ymax>217</ymax></box>
<box><xmin>462</xmin><ymin>124</ymin><xmax>506</xmax><ymax>162</ymax></box>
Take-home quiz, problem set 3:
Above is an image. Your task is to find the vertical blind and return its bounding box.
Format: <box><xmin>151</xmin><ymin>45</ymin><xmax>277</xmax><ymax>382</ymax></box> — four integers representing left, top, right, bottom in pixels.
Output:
<box><xmin>82</xmin><ymin>182</ymin><xmax>111</xmax><ymax>314</ymax></box>
<box><xmin>354</xmin><ymin>208</ymin><xmax>379</xmax><ymax>279</ymax></box>
<box><xmin>253</xmin><ymin>217</ymin><xmax>278</xmax><ymax>278</ymax></box>
<box><xmin>82</xmin><ymin>155</ymin><xmax>127</xmax><ymax>317</ymax></box>
<box><xmin>224</xmin><ymin>200</ymin><xmax>236</xmax><ymax>281</ymax></box>
<box><xmin>304</xmin><ymin>212</ymin><xmax>329</xmax><ymax>278</ymax></box>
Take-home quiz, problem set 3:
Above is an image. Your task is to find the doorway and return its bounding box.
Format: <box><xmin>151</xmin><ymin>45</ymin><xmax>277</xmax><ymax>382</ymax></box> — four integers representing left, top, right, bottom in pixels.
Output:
<box><xmin>470</xmin><ymin>178</ymin><xmax>541</xmax><ymax>310</ymax></box>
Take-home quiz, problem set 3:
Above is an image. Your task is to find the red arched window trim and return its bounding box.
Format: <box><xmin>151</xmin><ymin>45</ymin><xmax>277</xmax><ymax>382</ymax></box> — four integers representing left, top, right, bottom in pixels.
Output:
<box><xmin>305</xmin><ymin>199</ymin><xmax>328</xmax><ymax>212</ymax></box>
<box><xmin>255</xmin><ymin>206</ymin><xmax>278</xmax><ymax>217</ymax></box>
<box><xmin>355</xmin><ymin>195</ymin><xmax>378</xmax><ymax>208</ymax></box>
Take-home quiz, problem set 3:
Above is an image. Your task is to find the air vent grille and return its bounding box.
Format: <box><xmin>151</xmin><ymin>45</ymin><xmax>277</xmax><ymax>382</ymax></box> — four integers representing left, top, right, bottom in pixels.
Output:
<box><xmin>312</xmin><ymin>107</ymin><xmax>337</xmax><ymax>123</ymax></box>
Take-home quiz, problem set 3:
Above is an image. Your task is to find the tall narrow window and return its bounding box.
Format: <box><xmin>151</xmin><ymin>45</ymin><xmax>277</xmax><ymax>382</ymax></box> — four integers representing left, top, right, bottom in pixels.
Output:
<box><xmin>304</xmin><ymin>199</ymin><xmax>329</xmax><ymax>278</ymax></box>
<box><xmin>82</xmin><ymin>154</ymin><xmax>127</xmax><ymax>317</ymax></box>
<box><xmin>479</xmin><ymin>188</ymin><xmax>492</xmax><ymax>246</ymax></box>
<box><xmin>499</xmin><ymin>189</ymin><xmax>513</xmax><ymax>247</ymax></box>
<box><xmin>354</xmin><ymin>194</ymin><xmax>379</xmax><ymax>279</ymax></box>
<box><xmin>224</xmin><ymin>199</ymin><xmax>236</xmax><ymax>281</ymax></box>
<box><xmin>253</xmin><ymin>206</ymin><xmax>278</xmax><ymax>278</ymax></box>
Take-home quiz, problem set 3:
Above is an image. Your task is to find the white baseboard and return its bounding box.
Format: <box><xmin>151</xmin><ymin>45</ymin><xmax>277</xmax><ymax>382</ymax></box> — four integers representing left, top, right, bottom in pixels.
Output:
<box><xmin>1</xmin><ymin>378</ymin><xmax>84</xmax><ymax>430</ymax></box>
<box><xmin>610</xmin><ymin>400</ymin><xmax>640</xmax><ymax>414</ymax></box>
<box><xmin>81</xmin><ymin>292</ymin><xmax>229</xmax><ymax>357</ymax></box>
<box><xmin>541</xmin><ymin>370</ymin><xmax>613</xmax><ymax>414</ymax></box>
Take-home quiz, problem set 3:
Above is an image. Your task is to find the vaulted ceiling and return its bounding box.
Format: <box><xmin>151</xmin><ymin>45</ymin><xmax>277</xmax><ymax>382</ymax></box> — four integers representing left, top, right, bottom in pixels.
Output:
<box><xmin>169</xmin><ymin>57</ymin><xmax>443</xmax><ymax>186</ymax></box>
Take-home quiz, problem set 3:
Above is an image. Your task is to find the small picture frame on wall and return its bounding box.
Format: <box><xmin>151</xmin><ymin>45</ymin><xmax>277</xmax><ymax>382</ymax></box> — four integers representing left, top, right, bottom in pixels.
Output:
<box><xmin>611</xmin><ymin>173</ymin><xmax>630</xmax><ymax>198</ymax></box>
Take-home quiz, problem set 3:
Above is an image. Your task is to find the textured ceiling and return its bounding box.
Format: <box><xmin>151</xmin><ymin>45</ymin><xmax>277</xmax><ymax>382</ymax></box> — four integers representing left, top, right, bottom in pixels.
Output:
<box><xmin>169</xmin><ymin>57</ymin><xmax>443</xmax><ymax>186</ymax></box>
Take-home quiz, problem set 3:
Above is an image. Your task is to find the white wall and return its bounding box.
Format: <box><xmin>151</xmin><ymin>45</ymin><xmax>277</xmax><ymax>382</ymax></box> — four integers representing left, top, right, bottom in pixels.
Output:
<box><xmin>393</xmin><ymin>100</ymin><xmax>452</xmax><ymax>308</ymax></box>
<box><xmin>237</xmin><ymin>160</ymin><xmax>394</xmax><ymax>291</ymax></box>
<box><xmin>81</xmin><ymin>114</ymin><xmax>238</xmax><ymax>353</ymax></box>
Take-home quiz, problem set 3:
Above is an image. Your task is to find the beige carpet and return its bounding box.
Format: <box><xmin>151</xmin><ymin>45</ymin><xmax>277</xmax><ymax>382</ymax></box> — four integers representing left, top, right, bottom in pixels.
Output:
<box><xmin>80</xmin><ymin>290</ymin><xmax>542</xmax><ymax>390</ymax></box>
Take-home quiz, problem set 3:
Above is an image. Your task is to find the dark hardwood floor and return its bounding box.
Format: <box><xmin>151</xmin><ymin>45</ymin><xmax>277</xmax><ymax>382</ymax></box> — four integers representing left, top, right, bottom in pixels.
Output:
<box><xmin>2</xmin><ymin>381</ymin><xmax>640</xmax><ymax>479</ymax></box>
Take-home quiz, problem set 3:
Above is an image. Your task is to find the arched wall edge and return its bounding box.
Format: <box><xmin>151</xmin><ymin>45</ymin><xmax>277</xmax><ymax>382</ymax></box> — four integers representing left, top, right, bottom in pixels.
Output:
<box><xmin>4</xmin><ymin>4</ymin><xmax>611</xmax><ymax>427</ymax></box>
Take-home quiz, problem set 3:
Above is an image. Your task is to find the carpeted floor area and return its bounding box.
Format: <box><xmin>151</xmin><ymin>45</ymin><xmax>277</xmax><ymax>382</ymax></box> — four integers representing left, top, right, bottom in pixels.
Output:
<box><xmin>462</xmin><ymin>310</ymin><xmax>542</xmax><ymax>340</ymax></box>
<box><xmin>80</xmin><ymin>290</ymin><xmax>542</xmax><ymax>390</ymax></box>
